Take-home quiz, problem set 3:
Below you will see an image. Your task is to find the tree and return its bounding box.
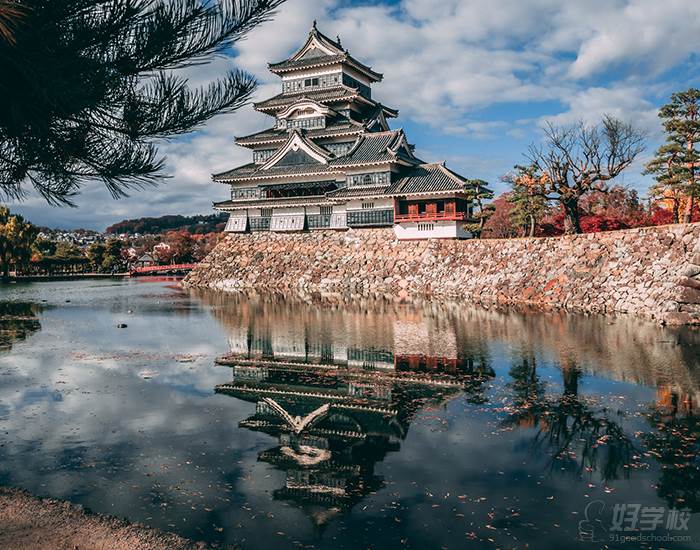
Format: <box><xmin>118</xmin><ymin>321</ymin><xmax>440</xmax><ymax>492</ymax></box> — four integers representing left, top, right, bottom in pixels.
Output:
<box><xmin>86</xmin><ymin>242</ymin><xmax>107</xmax><ymax>271</ymax></box>
<box><xmin>481</xmin><ymin>194</ymin><xmax>518</xmax><ymax>239</ymax></box>
<box><xmin>644</xmin><ymin>88</ymin><xmax>700</xmax><ymax>224</ymax></box>
<box><xmin>163</xmin><ymin>229</ymin><xmax>195</xmax><ymax>262</ymax></box>
<box><xmin>524</xmin><ymin>116</ymin><xmax>646</xmax><ymax>234</ymax></box>
<box><xmin>0</xmin><ymin>0</ymin><xmax>23</xmax><ymax>44</ymax></box>
<box><xmin>101</xmin><ymin>238</ymin><xmax>125</xmax><ymax>272</ymax></box>
<box><xmin>463</xmin><ymin>179</ymin><xmax>494</xmax><ymax>238</ymax></box>
<box><xmin>0</xmin><ymin>206</ymin><xmax>37</xmax><ymax>277</ymax></box>
<box><xmin>502</xmin><ymin>164</ymin><xmax>551</xmax><ymax>237</ymax></box>
<box><xmin>0</xmin><ymin>0</ymin><xmax>285</xmax><ymax>205</ymax></box>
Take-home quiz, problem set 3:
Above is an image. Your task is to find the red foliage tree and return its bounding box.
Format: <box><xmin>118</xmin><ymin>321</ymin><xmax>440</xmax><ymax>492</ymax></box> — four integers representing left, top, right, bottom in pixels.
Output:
<box><xmin>481</xmin><ymin>194</ymin><xmax>519</xmax><ymax>239</ymax></box>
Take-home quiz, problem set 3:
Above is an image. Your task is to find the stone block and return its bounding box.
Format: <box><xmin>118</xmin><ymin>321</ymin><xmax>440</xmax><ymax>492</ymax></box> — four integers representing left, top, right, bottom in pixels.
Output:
<box><xmin>679</xmin><ymin>276</ymin><xmax>700</xmax><ymax>290</ymax></box>
<box><xmin>678</xmin><ymin>286</ymin><xmax>700</xmax><ymax>304</ymax></box>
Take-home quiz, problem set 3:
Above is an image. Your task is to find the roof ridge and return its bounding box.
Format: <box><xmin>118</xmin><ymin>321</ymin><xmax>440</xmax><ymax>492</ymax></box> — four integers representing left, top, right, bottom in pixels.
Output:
<box><xmin>435</xmin><ymin>162</ymin><xmax>468</xmax><ymax>185</ymax></box>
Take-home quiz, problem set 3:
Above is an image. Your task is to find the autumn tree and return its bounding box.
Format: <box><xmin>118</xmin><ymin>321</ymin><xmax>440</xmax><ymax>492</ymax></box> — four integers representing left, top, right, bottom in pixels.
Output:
<box><xmin>644</xmin><ymin>88</ymin><xmax>700</xmax><ymax>224</ymax></box>
<box><xmin>0</xmin><ymin>0</ymin><xmax>284</xmax><ymax>205</ymax></box>
<box><xmin>0</xmin><ymin>206</ymin><xmax>37</xmax><ymax>278</ymax></box>
<box><xmin>502</xmin><ymin>164</ymin><xmax>551</xmax><ymax>237</ymax></box>
<box><xmin>524</xmin><ymin>116</ymin><xmax>646</xmax><ymax>234</ymax></box>
<box><xmin>481</xmin><ymin>194</ymin><xmax>518</xmax><ymax>239</ymax></box>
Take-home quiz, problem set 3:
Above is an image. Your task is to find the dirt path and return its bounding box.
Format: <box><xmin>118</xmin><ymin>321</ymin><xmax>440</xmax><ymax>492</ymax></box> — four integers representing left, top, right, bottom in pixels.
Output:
<box><xmin>0</xmin><ymin>487</ymin><xmax>214</xmax><ymax>550</ymax></box>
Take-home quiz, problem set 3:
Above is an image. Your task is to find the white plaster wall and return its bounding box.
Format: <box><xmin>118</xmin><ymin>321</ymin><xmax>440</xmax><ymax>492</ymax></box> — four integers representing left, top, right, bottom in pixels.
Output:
<box><xmin>394</xmin><ymin>221</ymin><xmax>472</xmax><ymax>240</ymax></box>
<box><xmin>345</xmin><ymin>198</ymin><xmax>393</xmax><ymax>211</ymax></box>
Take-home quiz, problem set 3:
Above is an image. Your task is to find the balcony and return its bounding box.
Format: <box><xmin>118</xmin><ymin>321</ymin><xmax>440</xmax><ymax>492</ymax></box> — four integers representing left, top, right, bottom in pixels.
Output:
<box><xmin>306</xmin><ymin>213</ymin><xmax>332</xmax><ymax>229</ymax></box>
<box><xmin>249</xmin><ymin>216</ymin><xmax>271</xmax><ymax>231</ymax></box>
<box><xmin>346</xmin><ymin>209</ymin><xmax>394</xmax><ymax>227</ymax></box>
<box><xmin>394</xmin><ymin>211</ymin><xmax>467</xmax><ymax>223</ymax></box>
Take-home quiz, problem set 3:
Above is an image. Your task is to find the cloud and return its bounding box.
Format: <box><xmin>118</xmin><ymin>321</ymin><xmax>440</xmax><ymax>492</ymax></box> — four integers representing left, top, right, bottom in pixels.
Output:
<box><xmin>9</xmin><ymin>0</ymin><xmax>699</xmax><ymax>229</ymax></box>
<box><xmin>542</xmin><ymin>86</ymin><xmax>661</xmax><ymax>134</ymax></box>
<box><xmin>567</xmin><ymin>0</ymin><xmax>700</xmax><ymax>79</ymax></box>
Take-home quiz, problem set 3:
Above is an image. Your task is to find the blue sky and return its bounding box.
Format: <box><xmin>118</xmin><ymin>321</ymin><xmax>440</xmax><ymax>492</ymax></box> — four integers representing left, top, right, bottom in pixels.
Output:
<box><xmin>10</xmin><ymin>0</ymin><xmax>700</xmax><ymax>230</ymax></box>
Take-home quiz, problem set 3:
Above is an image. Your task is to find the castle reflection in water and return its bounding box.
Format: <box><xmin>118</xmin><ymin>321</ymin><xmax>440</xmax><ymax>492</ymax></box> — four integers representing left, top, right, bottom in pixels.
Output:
<box><xmin>195</xmin><ymin>290</ymin><xmax>700</xmax><ymax>524</ymax></box>
<box><xmin>204</xmin><ymin>293</ymin><xmax>493</xmax><ymax>524</ymax></box>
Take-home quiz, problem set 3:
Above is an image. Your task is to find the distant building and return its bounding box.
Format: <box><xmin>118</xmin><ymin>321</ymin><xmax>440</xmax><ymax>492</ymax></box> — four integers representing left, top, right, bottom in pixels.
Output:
<box><xmin>211</xmin><ymin>22</ymin><xmax>477</xmax><ymax>240</ymax></box>
<box><xmin>134</xmin><ymin>252</ymin><xmax>156</xmax><ymax>268</ymax></box>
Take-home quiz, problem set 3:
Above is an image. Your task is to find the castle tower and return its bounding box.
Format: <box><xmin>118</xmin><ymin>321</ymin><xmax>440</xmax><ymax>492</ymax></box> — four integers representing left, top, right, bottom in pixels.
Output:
<box><xmin>212</xmin><ymin>23</ymin><xmax>476</xmax><ymax>239</ymax></box>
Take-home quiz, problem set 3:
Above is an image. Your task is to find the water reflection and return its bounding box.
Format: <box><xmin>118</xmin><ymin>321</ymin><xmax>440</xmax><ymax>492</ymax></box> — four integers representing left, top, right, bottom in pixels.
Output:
<box><xmin>209</xmin><ymin>293</ymin><xmax>494</xmax><ymax>526</ymax></box>
<box><xmin>197</xmin><ymin>289</ymin><xmax>700</xmax><ymax>529</ymax></box>
<box><xmin>1</xmin><ymin>282</ymin><xmax>700</xmax><ymax>548</ymax></box>
<box><xmin>0</xmin><ymin>300</ymin><xmax>43</xmax><ymax>350</ymax></box>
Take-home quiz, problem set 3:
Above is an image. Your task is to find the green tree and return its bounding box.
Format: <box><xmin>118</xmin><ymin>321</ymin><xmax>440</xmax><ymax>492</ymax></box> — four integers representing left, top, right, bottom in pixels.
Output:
<box><xmin>525</xmin><ymin>116</ymin><xmax>646</xmax><ymax>234</ymax></box>
<box><xmin>644</xmin><ymin>88</ymin><xmax>700</xmax><ymax>224</ymax></box>
<box><xmin>101</xmin><ymin>238</ymin><xmax>125</xmax><ymax>272</ymax></box>
<box><xmin>0</xmin><ymin>206</ymin><xmax>37</xmax><ymax>278</ymax></box>
<box><xmin>463</xmin><ymin>179</ymin><xmax>494</xmax><ymax>238</ymax></box>
<box><xmin>502</xmin><ymin>164</ymin><xmax>550</xmax><ymax>237</ymax></box>
<box><xmin>86</xmin><ymin>242</ymin><xmax>106</xmax><ymax>272</ymax></box>
<box><xmin>0</xmin><ymin>0</ymin><xmax>284</xmax><ymax>205</ymax></box>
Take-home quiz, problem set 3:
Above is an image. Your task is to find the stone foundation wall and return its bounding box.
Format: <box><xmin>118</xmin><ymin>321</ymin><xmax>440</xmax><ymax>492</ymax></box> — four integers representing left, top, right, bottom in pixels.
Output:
<box><xmin>185</xmin><ymin>223</ymin><xmax>700</xmax><ymax>324</ymax></box>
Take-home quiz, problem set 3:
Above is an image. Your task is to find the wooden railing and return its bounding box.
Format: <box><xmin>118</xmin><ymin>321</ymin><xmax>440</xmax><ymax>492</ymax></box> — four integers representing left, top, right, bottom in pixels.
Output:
<box><xmin>394</xmin><ymin>211</ymin><xmax>467</xmax><ymax>222</ymax></box>
<box><xmin>130</xmin><ymin>263</ymin><xmax>197</xmax><ymax>275</ymax></box>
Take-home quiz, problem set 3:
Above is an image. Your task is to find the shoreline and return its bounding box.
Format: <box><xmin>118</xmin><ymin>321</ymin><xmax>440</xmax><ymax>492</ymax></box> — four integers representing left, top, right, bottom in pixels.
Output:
<box><xmin>0</xmin><ymin>486</ymin><xmax>220</xmax><ymax>550</ymax></box>
<box><xmin>4</xmin><ymin>273</ymin><xmax>129</xmax><ymax>282</ymax></box>
<box><xmin>185</xmin><ymin>223</ymin><xmax>700</xmax><ymax>326</ymax></box>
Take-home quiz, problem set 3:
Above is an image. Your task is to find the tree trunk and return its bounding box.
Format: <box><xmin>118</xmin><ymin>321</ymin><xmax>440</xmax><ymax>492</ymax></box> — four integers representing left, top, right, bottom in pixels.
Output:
<box><xmin>683</xmin><ymin>193</ymin><xmax>695</xmax><ymax>224</ymax></box>
<box><xmin>528</xmin><ymin>214</ymin><xmax>536</xmax><ymax>237</ymax></box>
<box><xmin>562</xmin><ymin>199</ymin><xmax>582</xmax><ymax>234</ymax></box>
<box><xmin>673</xmin><ymin>199</ymin><xmax>681</xmax><ymax>224</ymax></box>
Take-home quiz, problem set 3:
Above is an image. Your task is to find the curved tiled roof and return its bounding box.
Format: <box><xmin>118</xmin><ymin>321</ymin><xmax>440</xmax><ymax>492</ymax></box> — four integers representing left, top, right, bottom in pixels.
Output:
<box><xmin>330</xmin><ymin>130</ymin><xmax>419</xmax><ymax>167</ymax></box>
<box><xmin>213</xmin><ymin>161</ymin><xmax>344</xmax><ymax>182</ymax></box>
<box><xmin>269</xmin><ymin>53</ymin><xmax>347</xmax><ymax>72</ymax></box>
<box><xmin>386</xmin><ymin>163</ymin><xmax>469</xmax><ymax>195</ymax></box>
<box><xmin>235</xmin><ymin>124</ymin><xmax>364</xmax><ymax>146</ymax></box>
<box><xmin>254</xmin><ymin>86</ymin><xmax>359</xmax><ymax>111</ymax></box>
<box><xmin>254</xmin><ymin>86</ymin><xmax>399</xmax><ymax>118</ymax></box>
<box><xmin>325</xmin><ymin>185</ymin><xmax>390</xmax><ymax>200</ymax></box>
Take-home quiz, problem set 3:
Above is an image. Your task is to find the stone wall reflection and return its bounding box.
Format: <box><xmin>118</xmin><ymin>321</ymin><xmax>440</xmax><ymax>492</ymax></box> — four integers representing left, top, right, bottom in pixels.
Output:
<box><xmin>195</xmin><ymin>290</ymin><xmax>700</xmax><ymax>515</ymax></box>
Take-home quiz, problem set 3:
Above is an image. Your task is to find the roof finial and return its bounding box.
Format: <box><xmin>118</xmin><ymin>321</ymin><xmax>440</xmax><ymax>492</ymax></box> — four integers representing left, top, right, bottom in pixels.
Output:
<box><xmin>311</xmin><ymin>19</ymin><xmax>317</xmax><ymax>32</ymax></box>
<box><xmin>336</xmin><ymin>34</ymin><xmax>342</xmax><ymax>47</ymax></box>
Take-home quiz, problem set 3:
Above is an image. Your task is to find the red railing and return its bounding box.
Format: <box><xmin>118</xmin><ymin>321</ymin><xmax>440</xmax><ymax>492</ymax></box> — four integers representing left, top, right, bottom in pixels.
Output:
<box><xmin>130</xmin><ymin>263</ymin><xmax>197</xmax><ymax>275</ymax></box>
<box><xmin>394</xmin><ymin>211</ymin><xmax>467</xmax><ymax>222</ymax></box>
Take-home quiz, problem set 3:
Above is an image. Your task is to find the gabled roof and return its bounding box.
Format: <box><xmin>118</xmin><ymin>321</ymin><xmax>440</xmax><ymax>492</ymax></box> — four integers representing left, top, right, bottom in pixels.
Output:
<box><xmin>214</xmin><ymin>130</ymin><xmax>436</xmax><ymax>184</ymax></box>
<box><xmin>212</xmin><ymin>159</ymin><xmax>344</xmax><ymax>183</ymax></box>
<box><xmin>235</xmin><ymin>118</ymin><xmax>365</xmax><ymax>147</ymax></box>
<box><xmin>386</xmin><ymin>163</ymin><xmax>470</xmax><ymax>195</ymax></box>
<box><xmin>269</xmin><ymin>22</ymin><xmax>383</xmax><ymax>82</ymax></box>
<box><xmin>214</xmin><ymin>196</ymin><xmax>334</xmax><ymax>210</ymax></box>
<box><xmin>327</xmin><ymin>163</ymin><xmax>472</xmax><ymax>201</ymax></box>
<box><xmin>329</xmin><ymin>130</ymin><xmax>420</xmax><ymax>167</ymax></box>
<box><xmin>276</xmin><ymin>98</ymin><xmax>331</xmax><ymax>120</ymax></box>
<box><xmin>326</xmin><ymin>185</ymin><xmax>391</xmax><ymax>200</ymax></box>
<box><xmin>254</xmin><ymin>86</ymin><xmax>398</xmax><ymax>119</ymax></box>
<box><xmin>260</xmin><ymin>130</ymin><xmax>331</xmax><ymax>170</ymax></box>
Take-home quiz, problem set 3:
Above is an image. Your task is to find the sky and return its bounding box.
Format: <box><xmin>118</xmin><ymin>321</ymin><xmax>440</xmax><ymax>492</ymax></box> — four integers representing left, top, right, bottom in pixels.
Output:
<box><xmin>10</xmin><ymin>0</ymin><xmax>700</xmax><ymax>230</ymax></box>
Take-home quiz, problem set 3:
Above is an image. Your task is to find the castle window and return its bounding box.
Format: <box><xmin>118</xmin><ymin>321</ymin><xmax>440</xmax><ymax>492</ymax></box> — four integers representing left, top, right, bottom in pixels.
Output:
<box><xmin>418</xmin><ymin>223</ymin><xmax>435</xmax><ymax>231</ymax></box>
<box><xmin>362</xmin><ymin>174</ymin><xmax>373</xmax><ymax>185</ymax></box>
<box><xmin>320</xmin><ymin>205</ymin><xmax>333</xmax><ymax>215</ymax></box>
<box><xmin>361</xmin><ymin>202</ymin><xmax>374</xmax><ymax>210</ymax></box>
<box><xmin>253</xmin><ymin>149</ymin><xmax>275</xmax><ymax>163</ymax></box>
<box><xmin>260</xmin><ymin>208</ymin><xmax>273</xmax><ymax>218</ymax></box>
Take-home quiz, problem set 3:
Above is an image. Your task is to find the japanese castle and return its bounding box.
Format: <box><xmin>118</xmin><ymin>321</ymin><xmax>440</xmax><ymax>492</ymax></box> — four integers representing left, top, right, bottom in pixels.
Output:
<box><xmin>214</xmin><ymin>22</ymin><xmax>476</xmax><ymax>240</ymax></box>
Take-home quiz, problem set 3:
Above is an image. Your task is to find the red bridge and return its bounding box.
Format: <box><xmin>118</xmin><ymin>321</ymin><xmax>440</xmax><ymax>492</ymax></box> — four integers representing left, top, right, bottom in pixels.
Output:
<box><xmin>130</xmin><ymin>263</ymin><xmax>197</xmax><ymax>276</ymax></box>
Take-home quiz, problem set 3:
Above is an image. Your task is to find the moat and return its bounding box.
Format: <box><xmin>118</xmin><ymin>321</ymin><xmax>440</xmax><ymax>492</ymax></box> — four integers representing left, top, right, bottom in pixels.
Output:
<box><xmin>1</xmin><ymin>279</ymin><xmax>699</xmax><ymax>549</ymax></box>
